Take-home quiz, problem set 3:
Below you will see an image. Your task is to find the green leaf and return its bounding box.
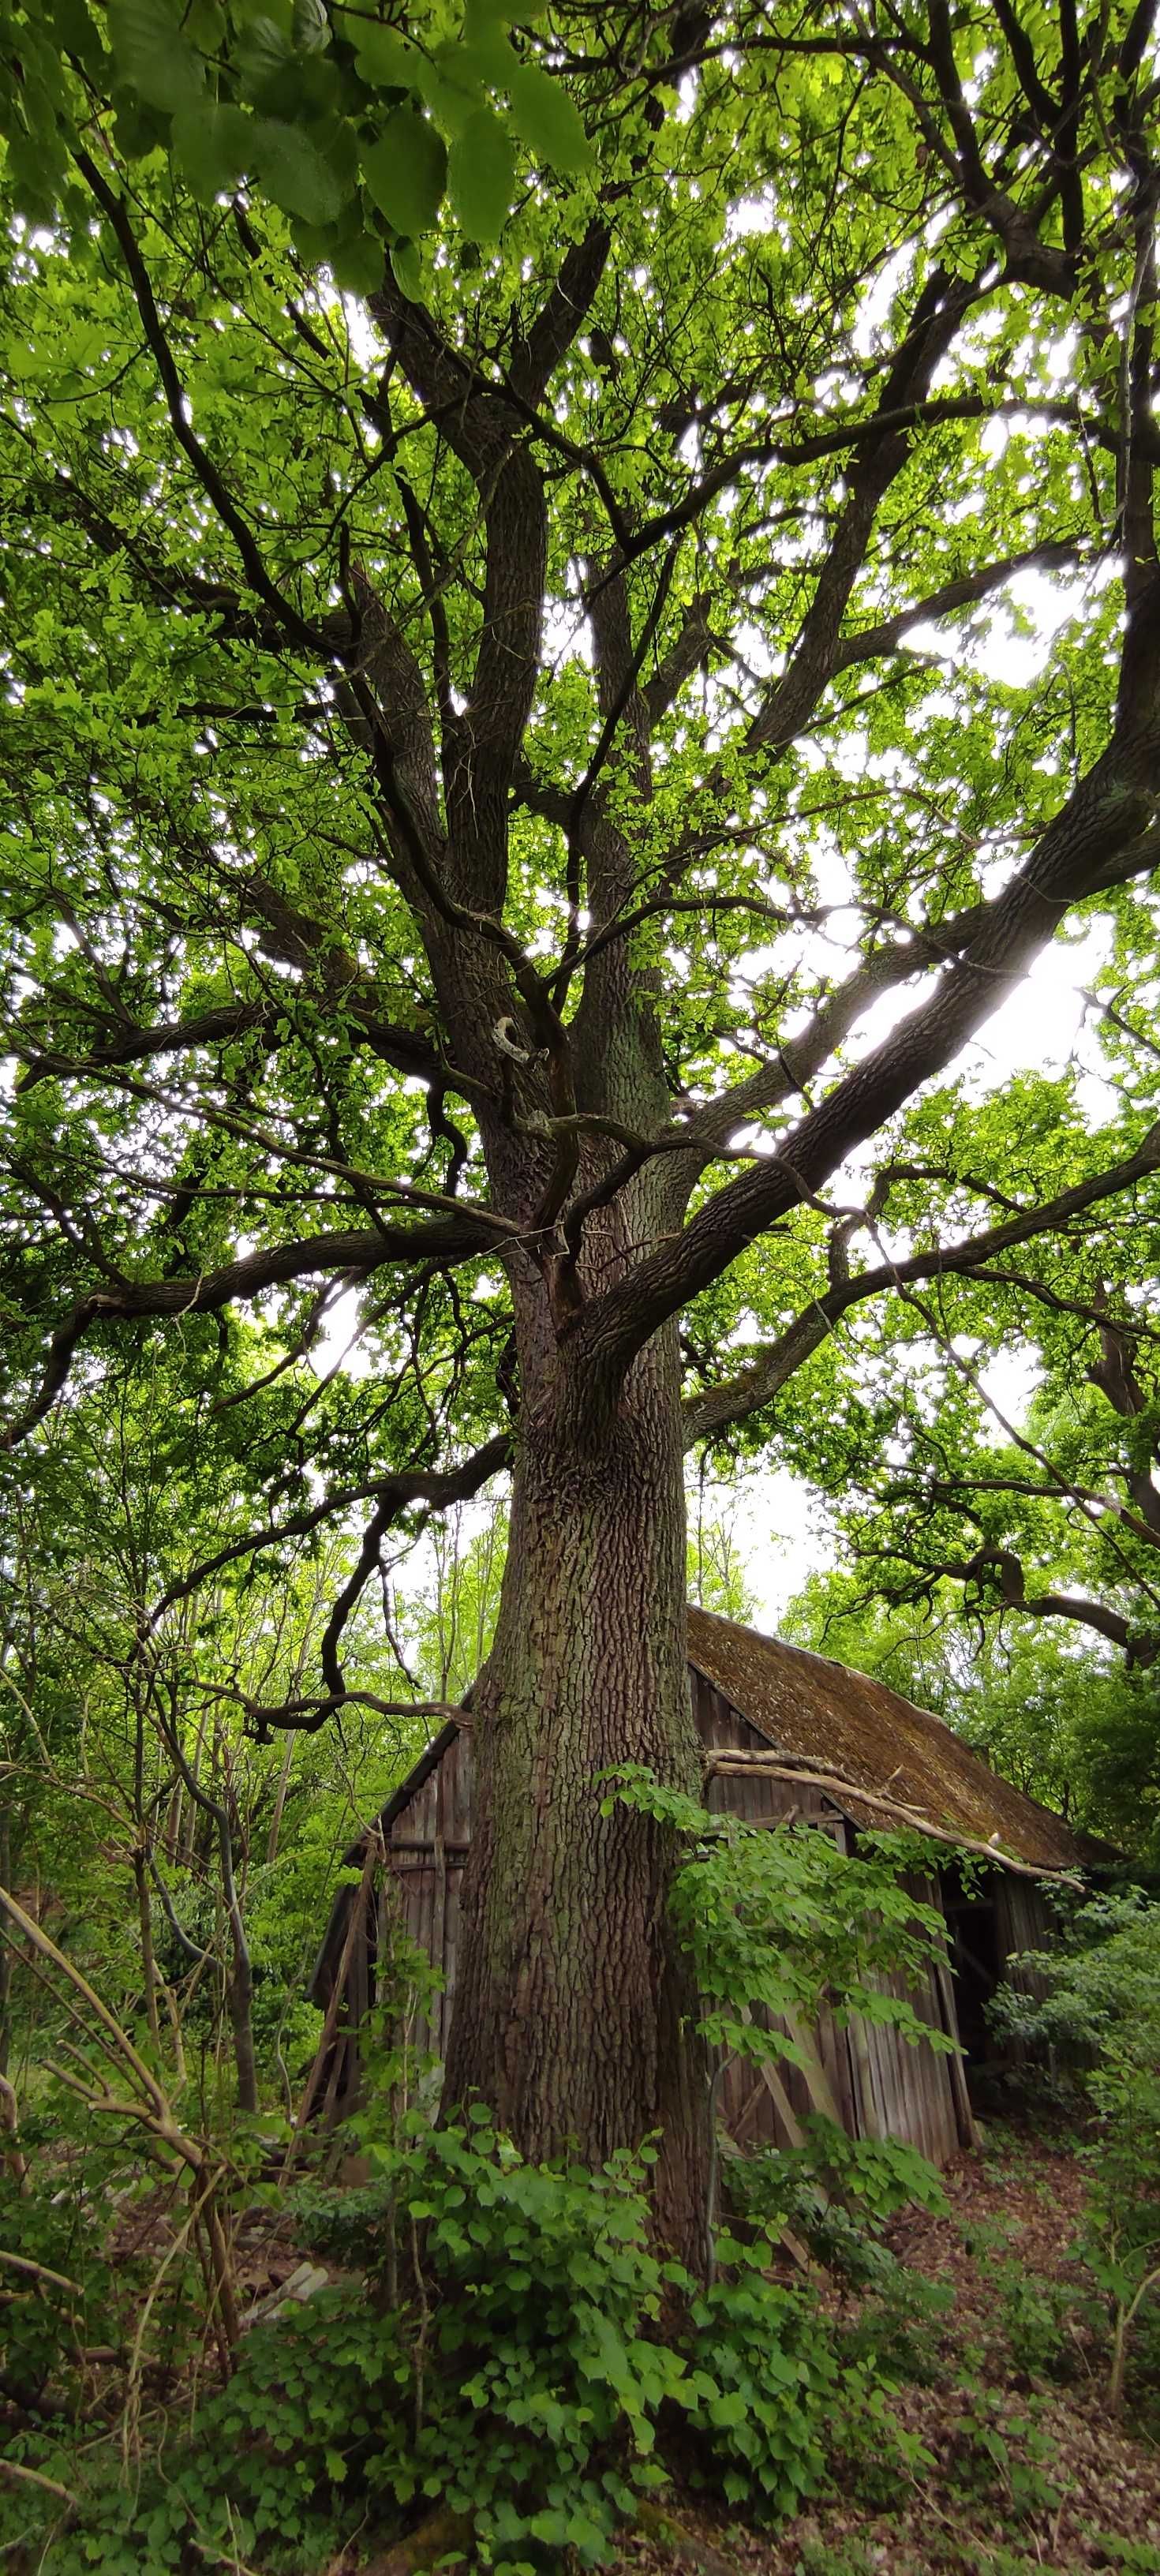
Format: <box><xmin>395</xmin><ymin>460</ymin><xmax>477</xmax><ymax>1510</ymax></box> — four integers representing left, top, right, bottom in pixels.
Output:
<box><xmin>50</xmin><ymin>0</ymin><xmax>105</xmax><ymax>73</ymax></box>
<box><xmin>329</xmin><ymin>219</ymin><xmax>385</xmax><ymax>298</ymax></box>
<box><xmin>362</xmin><ymin>110</ymin><xmax>447</xmax><ymax>238</ymax></box>
<box><xmin>436</xmin><ymin>28</ymin><xmax>512</xmax><ymax>85</ymax></box>
<box><xmin>235</xmin><ymin>11</ymin><xmax>294</xmax><ymax>103</ymax></box>
<box><xmin>110</xmin><ymin>85</ymin><xmax>167</xmax><ymax>156</ymax></box>
<box><xmin>389</xmin><ymin>236</ymin><xmax>424</xmax><ymax>299</ymax></box>
<box><xmin>170</xmin><ymin>100</ymin><xmax>254</xmax><ymax>201</ymax></box>
<box><xmin>294</xmin><ymin>0</ymin><xmax>330</xmax><ymax>51</ymax></box>
<box><xmin>185</xmin><ymin>0</ymin><xmax>226</xmax><ymax>43</ymax></box>
<box><xmin>529</xmin><ymin>2510</ymin><xmax>569</xmax><ymax>2544</ymax></box>
<box><xmin>109</xmin><ymin>0</ymin><xmax>205</xmax><ymax>110</ymax></box>
<box><xmin>506</xmin><ymin>60</ymin><xmax>590</xmax><ymax>174</ymax></box>
<box><xmin>350</xmin><ymin>21</ymin><xmax>418</xmax><ymax>91</ymax></box>
<box><xmin>447</xmin><ymin>106</ymin><xmax>515</xmax><ymax>242</ymax></box>
<box><xmin>409</xmin><ymin>64</ymin><xmax>480</xmax><ymax>139</ymax></box>
<box><xmin>466</xmin><ymin>0</ymin><xmax>546</xmax><ymax>21</ymax></box>
<box><xmin>250</xmin><ymin>116</ymin><xmax>346</xmax><ymax>223</ymax></box>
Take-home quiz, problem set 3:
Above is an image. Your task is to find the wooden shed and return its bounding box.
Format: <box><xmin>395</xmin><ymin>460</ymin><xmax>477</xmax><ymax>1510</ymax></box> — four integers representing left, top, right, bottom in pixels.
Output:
<box><xmin>309</xmin><ymin>1608</ymin><xmax>1100</xmax><ymax>2164</ymax></box>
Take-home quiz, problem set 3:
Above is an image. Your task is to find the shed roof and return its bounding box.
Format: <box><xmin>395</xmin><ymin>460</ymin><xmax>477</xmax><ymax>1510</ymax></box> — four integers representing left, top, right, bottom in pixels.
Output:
<box><xmin>687</xmin><ymin>1607</ymin><xmax>1102</xmax><ymax>1870</ymax></box>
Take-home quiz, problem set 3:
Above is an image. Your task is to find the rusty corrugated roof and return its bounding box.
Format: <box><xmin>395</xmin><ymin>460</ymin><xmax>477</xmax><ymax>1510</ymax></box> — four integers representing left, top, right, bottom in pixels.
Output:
<box><xmin>687</xmin><ymin>1606</ymin><xmax>1102</xmax><ymax>1871</ymax></box>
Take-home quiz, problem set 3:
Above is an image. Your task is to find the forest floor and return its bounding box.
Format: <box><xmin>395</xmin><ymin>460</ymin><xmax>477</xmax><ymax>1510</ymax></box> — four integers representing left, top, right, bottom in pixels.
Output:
<box><xmin>11</xmin><ymin>2118</ymin><xmax>1160</xmax><ymax>2574</ymax></box>
<box><xmin>614</xmin><ymin>2122</ymin><xmax>1160</xmax><ymax>2576</ymax></box>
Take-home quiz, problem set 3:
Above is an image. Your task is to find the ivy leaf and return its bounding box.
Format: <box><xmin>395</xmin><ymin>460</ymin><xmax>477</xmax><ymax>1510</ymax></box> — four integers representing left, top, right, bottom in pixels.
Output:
<box><xmin>170</xmin><ymin>100</ymin><xmax>253</xmax><ymax>202</ymax></box>
<box><xmin>250</xmin><ymin>117</ymin><xmax>346</xmax><ymax>223</ymax></box>
<box><xmin>108</xmin><ymin>0</ymin><xmax>205</xmax><ymax>111</ymax></box>
<box><xmin>506</xmin><ymin>60</ymin><xmax>590</xmax><ymax>174</ymax></box>
<box><xmin>362</xmin><ymin>110</ymin><xmax>447</xmax><ymax>239</ymax></box>
<box><xmin>447</xmin><ymin>106</ymin><xmax>515</xmax><ymax>242</ymax></box>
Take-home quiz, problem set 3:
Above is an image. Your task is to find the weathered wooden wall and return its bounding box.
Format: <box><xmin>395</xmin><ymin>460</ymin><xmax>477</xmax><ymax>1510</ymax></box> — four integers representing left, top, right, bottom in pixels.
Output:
<box><xmin>993</xmin><ymin>1874</ymin><xmax>1054</xmax><ymax>1990</ymax></box>
<box><xmin>693</xmin><ymin>1670</ymin><xmax>967</xmax><ymax>2165</ymax></box>
<box><xmin>312</xmin><ymin>1669</ymin><xmax>973</xmax><ymax>2165</ymax></box>
<box><xmin>384</xmin><ymin>1722</ymin><xmax>474</xmax><ymax>2061</ymax></box>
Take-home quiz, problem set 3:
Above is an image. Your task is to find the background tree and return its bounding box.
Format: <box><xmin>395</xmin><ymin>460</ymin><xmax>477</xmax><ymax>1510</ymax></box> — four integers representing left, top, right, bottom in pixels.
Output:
<box><xmin>2</xmin><ymin>0</ymin><xmax>1159</xmax><ymax>2257</ymax></box>
<box><xmin>785</xmin><ymin>1574</ymin><xmax>1160</xmax><ymax>1867</ymax></box>
<box><xmin>767</xmin><ymin>1065</ymin><xmax>1160</xmax><ymax>1672</ymax></box>
<box><xmin>0</xmin><ymin>1346</ymin><xmax>437</xmax><ymax>2130</ymax></box>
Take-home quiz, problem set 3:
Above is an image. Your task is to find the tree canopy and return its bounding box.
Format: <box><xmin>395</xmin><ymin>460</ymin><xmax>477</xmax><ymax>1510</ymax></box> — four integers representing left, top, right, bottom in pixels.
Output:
<box><xmin>2</xmin><ymin>0</ymin><xmax>1159</xmax><ymax>2231</ymax></box>
<box><xmin>5</xmin><ymin>13</ymin><xmax>1160</xmax><ymax>2559</ymax></box>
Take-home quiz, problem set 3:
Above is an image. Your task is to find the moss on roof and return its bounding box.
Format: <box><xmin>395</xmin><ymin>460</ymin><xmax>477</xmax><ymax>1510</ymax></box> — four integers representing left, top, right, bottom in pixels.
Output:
<box><xmin>687</xmin><ymin>1606</ymin><xmax>1102</xmax><ymax>1870</ymax></box>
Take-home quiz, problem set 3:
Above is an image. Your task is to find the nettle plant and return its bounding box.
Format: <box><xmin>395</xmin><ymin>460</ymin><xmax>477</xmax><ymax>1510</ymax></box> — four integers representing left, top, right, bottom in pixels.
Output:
<box><xmin>991</xmin><ymin>1891</ymin><xmax>1160</xmax><ymax>2409</ymax></box>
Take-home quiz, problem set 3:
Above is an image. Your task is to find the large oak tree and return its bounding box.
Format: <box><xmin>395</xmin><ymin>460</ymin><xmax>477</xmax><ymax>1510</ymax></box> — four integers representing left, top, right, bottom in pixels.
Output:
<box><xmin>2</xmin><ymin>0</ymin><xmax>1158</xmax><ymax>2254</ymax></box>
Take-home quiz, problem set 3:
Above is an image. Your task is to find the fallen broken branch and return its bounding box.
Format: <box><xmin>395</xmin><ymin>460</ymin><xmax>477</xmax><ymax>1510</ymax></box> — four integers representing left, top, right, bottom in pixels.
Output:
<box><xmin>702</xmin><ymin>1754</ymin><xmax>1082</xmax><ymax>1884</ymax></box>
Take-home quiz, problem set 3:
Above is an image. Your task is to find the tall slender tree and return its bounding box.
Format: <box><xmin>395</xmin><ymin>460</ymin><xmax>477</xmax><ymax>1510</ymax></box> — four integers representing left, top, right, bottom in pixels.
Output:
<box><xmin>2</xmin><ymin>1</ymin><xmax>1158</xmax><ymax>2254</ymax></box>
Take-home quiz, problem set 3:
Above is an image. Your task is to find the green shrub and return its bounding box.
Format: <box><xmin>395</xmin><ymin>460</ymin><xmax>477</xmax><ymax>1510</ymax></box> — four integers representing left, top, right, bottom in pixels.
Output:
<box><xmin>292</xmin><ymin>2114</ymin><xmax>913</xmax><ymax>2563</ymax></box>
<box><xmin>683</xmin><ymin>2228</ymin><xmax>911</xmax><ymax>2518</ymax></box>
<box><xmin>992</xmin><ymin>1891</ymin><xmax>1160</xmax><ymax>2406</ymax></box>
<box><xmin>993</xmin><ymin>2256</ymin><xmax>1095</xmax><ymax>2383</ymax></box>
<box><xmin>0</xmin><ymin>2157</ymin><xmax>116</xmax><ymax>2409</ymax></box>
<box><xmin>945</xmin><ymin>2384</ymin><xmax>1062</xmax><ymax>2525</ymax></box>
<box><xmin>728</xmin><ymin>2116</ymin><xmax>948</xmax><ymax>2290</ymax></box>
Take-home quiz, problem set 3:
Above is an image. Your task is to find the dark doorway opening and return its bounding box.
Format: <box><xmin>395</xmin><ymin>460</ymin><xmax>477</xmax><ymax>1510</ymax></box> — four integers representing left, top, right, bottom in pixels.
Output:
<box><xmin>942</xmin><ymin>1877</ymin><xmax>1002</xmax><ymax>2072</ymax></box>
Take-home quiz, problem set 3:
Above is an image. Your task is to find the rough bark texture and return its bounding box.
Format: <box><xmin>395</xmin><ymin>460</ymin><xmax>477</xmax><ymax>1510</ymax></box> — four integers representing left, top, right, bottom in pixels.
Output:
<box><xmin>443</xmin><ymin>1324</ymin><xmax>711</xmax><ymax>2263</ymax></box>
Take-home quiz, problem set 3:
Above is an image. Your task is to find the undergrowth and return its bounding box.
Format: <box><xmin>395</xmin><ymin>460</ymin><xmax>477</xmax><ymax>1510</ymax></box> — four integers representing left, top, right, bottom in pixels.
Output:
<box><xmin>2</xmin><ymin>2114</ymin><xmax>927</xmax><ymax>2574</ymax></box>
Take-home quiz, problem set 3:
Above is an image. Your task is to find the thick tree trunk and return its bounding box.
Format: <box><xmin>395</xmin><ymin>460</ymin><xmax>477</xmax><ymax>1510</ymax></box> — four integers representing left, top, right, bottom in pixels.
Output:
<box><xmin>443</xmin><ymin>1325</ymin><xmax>711</xmax><ymax>2267</ymax></box>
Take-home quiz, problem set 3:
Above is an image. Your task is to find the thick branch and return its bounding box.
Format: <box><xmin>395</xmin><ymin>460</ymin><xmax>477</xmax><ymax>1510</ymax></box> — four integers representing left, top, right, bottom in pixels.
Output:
<box><xmin>702</xmin><ymin>1750</ymin><xmax>1083</xmax><ymax>1879</ymax></box>
<box><xmin>148</xmin><ymin>1433</ymin><xmax>511</xmax><ymax>1625</ymax></box>
<box><xmin>748</xmin><ymin>275</ymin><xmax>976</xmax><ymax>754</ymax></box>
<box><xmin>959</xmin><ymin>1544</ymin><xmax>1154</xmax><ymax>1663</ymax></box>
<box><xmin>683</xmin><ymin>1120</ymin><xmax>1160</xmax><ymax>1446</ymax></box>
<box><xmin>679</xmin><ymin>825</ymin><xmax>1160</xmax><ymax>1167</ymax></box>
<box><xmin>318</xmin><ymin>1433</ymin><xmax>511</xmax><ymax>1699</ymax></box>
<box><xmin>3</xmin><ymin>1220</ymin><xmax>509</xmax><ymax>1452</ymax></box>
<box><xmin>829</xmin><ymin>537</ymin><xmax>1087</xmax><ymax>676</ymax></box>
<box><xmin>12</xmin><ymin>989</ymin><xmax>446</xmax><ymax>1095</ymax></box>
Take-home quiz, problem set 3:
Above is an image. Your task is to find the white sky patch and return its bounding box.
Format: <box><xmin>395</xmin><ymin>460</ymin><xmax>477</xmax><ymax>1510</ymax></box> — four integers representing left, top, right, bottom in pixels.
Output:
<box><xmin>840</xmin><ymin>912</ymin><xmax>1117</xmax><ymax>1112</ymax></box>
<box><xmin>976</xmin><ymin>1345</ymin><xmax>1042</xmax><ymax>1443</ymax></box>
<box><xmin>721</xmin><ymin>1468</ymin><xmax>831</xmax><ymax>1625</ymax></box>
<box><xmin>312</xmin><ymin>1283</ymin><xmax>373</xmax><ymax>1380</ymax></box>
<box><xmin>966</xmin><ymin>917</ymin><xmax>1117</xmax><ymax>1113</ymax></box>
